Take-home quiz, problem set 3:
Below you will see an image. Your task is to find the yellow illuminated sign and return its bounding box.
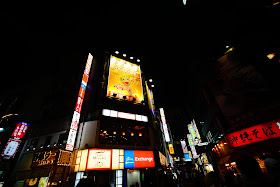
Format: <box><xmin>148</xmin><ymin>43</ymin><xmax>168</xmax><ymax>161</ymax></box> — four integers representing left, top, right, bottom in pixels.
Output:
<box><xmin>107</xmin><ymin>56</ymin><xmax>144</xmax><ymax>103</ymax></box>
<box><xmin>168</xmin><ymin>144</ymin><xmax>175</xmax><ymax>154</ymax></box>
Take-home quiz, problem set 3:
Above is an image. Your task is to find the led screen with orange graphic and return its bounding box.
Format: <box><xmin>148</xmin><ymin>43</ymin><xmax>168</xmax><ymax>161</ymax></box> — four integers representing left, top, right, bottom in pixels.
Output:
<box><xmin>107</xmin><ymin>56</ymin><xmax>144</xmax><ymax>103</ymax></box>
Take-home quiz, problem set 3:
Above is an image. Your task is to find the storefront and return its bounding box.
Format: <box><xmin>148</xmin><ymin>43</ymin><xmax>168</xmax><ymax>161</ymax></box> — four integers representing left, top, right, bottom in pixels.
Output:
<box><xmin>212</xmin><ymin>118</ymin><xmax>280</xmax><ymax>185</ymax></box>
<box><xmin>72</xmin><ymin>148</ymin><xmax>156</xmax><ymax>187</ymax></box>
<box><xmin>14</xmin><ymin>149</ymin><xmax>72</xmax><ymax>187</ymax></box>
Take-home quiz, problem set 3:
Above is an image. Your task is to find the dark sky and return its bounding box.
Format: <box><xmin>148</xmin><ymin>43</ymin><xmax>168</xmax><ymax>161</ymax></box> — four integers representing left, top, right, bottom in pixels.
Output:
<box><xmin>2</xmin><ymin>0</ymin><xmax>279</xmax><ymax>139</ymax></box>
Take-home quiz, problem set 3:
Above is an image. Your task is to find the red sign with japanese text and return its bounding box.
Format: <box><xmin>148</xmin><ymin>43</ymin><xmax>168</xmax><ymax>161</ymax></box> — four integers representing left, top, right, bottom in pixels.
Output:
<box><xmin>226</xmin><ymin>119</ymin><xmax>280</xmax><ymax>148</ymax></box>
<box><xmin>75</xmin><ymin>97</ymin><xmax>83</xmax><ymax>113</ymax></box>
<box><xmin>11</xmin><ymin>122</ymin><xmax>29</xmax><ymax>139</ymax></box>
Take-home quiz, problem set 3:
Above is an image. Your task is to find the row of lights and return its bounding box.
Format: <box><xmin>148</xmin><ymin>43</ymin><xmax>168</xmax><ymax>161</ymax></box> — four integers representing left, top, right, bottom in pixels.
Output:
<box><xmin>115</xmin><ymin>51</ymin><xmax>140</xmax><ymax>62</ymax></box>
<box><xmin>26</xmin><ymin>143</ymin><xmax>63</xmax><ymax>151</ymax></box>
<box><xmin>102</xmin><ymin>130</ymin><xmax>142</xmax><ymax>137</ymax></box>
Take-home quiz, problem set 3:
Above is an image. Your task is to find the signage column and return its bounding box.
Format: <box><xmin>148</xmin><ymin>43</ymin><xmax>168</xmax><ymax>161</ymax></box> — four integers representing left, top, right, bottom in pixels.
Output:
<box><xmin>66</xmin><ymin>53</ymin><xmax>93</xmax><ymax>151</ymax></box>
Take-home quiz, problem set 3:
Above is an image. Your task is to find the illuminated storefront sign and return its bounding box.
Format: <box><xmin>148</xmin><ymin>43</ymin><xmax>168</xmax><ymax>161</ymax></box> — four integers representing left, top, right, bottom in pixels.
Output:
<box><xmin>1</xmin><ymin>122</ymin><xmax>29</xmax><ymax>158</ymax></box>
<box><xmin>31</xmin><ymin>149</ymin><xmax>59</xmax><ymax>167</ymax></box>
<box><xmin>168</xmin><ymin>144</ymin><xmax>175</xmax><ymax>154</ymax></box>
<box><xmin>226</xmin><ymin>119</ymin><xmax>280</xmax><ymax>148</ymax></box>
<box><xmin>66</xmin><ymin>53</ymin><xmax>93</xmax><ymax>151</ymax></box>
<box><xmin>86</xmin><ymin>149</ymin><xmax>112</xmax><ymax>170</ymax></box>
<box><xmin>187</xmin><ymin>134</ymin><xmax>198</xmax><ymax>159</ymax></box>
<box><xmin>180</xmin><ymin>140</ymin><xmax>189</xmax><ymax>154</ymax></box>
<box><xmin>107</xmin><ymin>56</ymin><xmax>144</xmax><ymax>103</ymax></box>
<box><xmin>1</xmin><ymin>138</ymin><xmax>21</xmax><ymax>158</ymax></box>
<box><xmin>124</xmin><ymin>150</ymin><xmax>155</xmax><ymax>169</ymax></box>
<box><xmin>159</xmin><ymin>108</ymin><xmax>170</xmax><ymax>142</ymax></box>
<box><xmin>57</xmin><ymin>150</ymin><xmax>72</xmax><ymax>166</ymax></box>
<box><xmin>75</xmin><ymin>149</ymin><xmax>154</xmax><ymax>171</ymax></box>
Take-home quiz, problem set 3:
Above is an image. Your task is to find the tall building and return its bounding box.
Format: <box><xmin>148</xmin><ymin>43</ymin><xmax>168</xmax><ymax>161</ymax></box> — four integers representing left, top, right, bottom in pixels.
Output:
<box><xmin>10</xmin><ymin>51</ymin><xmax>171</xmax><ymax>187</ymax></box>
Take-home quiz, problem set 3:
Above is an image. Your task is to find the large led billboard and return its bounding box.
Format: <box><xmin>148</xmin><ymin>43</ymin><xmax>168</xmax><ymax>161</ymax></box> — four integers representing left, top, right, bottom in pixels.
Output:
<box><xmin>107</xmin><ymin>56</ymin><xmax>144</xmax><ymax>103</ymax></box>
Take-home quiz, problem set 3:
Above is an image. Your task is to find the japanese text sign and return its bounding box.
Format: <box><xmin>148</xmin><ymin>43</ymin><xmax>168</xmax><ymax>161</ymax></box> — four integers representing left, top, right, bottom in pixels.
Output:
<box><xmin>31</xmin><ymin>149</ymin><xmax>59</xmax><ymax>167</ymax></box>
<box><xmin>11</xmin><ymin>122</ymin><xmax>29</xmax><ymax>139</ymax></box>
<box><xmin>226</xmin><ymin>119</ymin><xmax>280</xmax><ymax>148</ymax></box>
<box><xmin>1</xmin><ymin>138</ymin><xmax>21</xmax><ymax>158</ymax></box>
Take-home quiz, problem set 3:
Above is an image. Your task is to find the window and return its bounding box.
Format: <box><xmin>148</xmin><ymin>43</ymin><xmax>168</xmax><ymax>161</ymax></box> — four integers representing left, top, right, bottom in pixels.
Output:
<box><xmin>28</xmin><ymin>138</ymin><xmax>39</xmax><ymax>150</ymax></box>
<box><xmin>44</xmin><ymin>136</ymin><xmax>52</xmax><ymax>147</ymax></box>
<box><xmin>58</xmin><ymin>133</ymin><xmax>68</xmax><ymax>146</ymax></box>
<box><xmin>99</xmin><ymin>122</ymin><xmax>150</xmax><ymax>146</ymax></box>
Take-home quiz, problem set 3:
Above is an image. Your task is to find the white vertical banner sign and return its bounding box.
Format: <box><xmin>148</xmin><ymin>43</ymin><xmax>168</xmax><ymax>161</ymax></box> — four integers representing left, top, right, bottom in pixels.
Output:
<box><xmin>180</xmin><ymin>140</ymin><xmax>189</xmax><ymax>154</ymax></box>
<box><xmin>159</xmin><ymin>108</ymin><xmax>170</xmax><ymax>142</ymax></box>
<box><xmin>66</xmin><ymin>53</ymin><xmax>93</xmax><ymax>151</ymax></box>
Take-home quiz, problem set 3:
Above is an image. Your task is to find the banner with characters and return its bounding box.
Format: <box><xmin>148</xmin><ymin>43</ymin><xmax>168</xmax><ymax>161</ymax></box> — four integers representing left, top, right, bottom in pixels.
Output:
<box><xmin>107</xmin><ymin>56</ymin><xmax>144</xmax><ymax>103</ymax></box>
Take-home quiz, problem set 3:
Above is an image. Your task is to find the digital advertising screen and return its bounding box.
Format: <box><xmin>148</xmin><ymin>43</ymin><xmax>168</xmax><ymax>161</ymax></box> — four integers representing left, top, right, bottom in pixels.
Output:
<box><xmin>107</xmin><ymin>56</ymin><xmax>144</xmax><ymax>103</ymax></box>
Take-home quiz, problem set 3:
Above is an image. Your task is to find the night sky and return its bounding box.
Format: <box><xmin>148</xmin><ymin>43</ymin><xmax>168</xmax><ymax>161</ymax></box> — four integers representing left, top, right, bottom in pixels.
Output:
<box><xmin>2</xmin><ymin>1</ymin><xmax>279</xmax><ymax>139</ymax></box>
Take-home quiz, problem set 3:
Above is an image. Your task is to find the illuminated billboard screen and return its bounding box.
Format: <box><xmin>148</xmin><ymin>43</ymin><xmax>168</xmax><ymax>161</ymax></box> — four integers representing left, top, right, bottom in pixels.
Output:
<box><xmin>107</xmin><ymin>56</ymin><xmax>144</xmax><ymax>103</ymax></box>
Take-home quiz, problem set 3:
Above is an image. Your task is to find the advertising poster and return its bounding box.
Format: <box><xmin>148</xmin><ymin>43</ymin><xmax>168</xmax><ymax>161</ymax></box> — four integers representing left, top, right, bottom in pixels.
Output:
<box><xmin>86</xmin><ymin>149</ymin><xmax>112</xmax><ymax>170</ymax></box>
<box><xmin>38</xmin><ymin>177</ymin><xmax>49</xmax><ymax>187</ymax></box>
<box><xmin>107</xmin><ymin>56</ymin><xmax>144</xmax><ymax>103</ymax></box>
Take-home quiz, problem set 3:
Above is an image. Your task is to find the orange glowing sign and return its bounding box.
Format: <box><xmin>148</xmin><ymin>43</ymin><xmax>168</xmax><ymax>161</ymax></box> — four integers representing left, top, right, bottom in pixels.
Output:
<box><xmin>107</xmin><ymin>56</ymin><xmax>144</xmax><ymax>103</ymax></box>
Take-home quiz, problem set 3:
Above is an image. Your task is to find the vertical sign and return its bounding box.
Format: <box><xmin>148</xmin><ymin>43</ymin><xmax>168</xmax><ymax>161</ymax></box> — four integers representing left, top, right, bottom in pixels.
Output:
<box><xmin>1</xmin><ymin>122</ymin><xmax>29</xmax><ymax>159</ymax></box>
<box><xmin>159</xmin><ymin>108</ymin><xmax>170</xmax><ymax>142</ymax></box>
<box><xmin>180</xmin><ymin>140</ymin><xmax>189</xmax><ymax>154</ymax></box>
<box><xmin>66</xmin><ymin>53</ymin><xmax>93</xmax><ymax>151</ymax></box>
<box><xmin>187</xmin><ymin>134</ymin><xmax>198</xmax><ymax>159</ymax></box>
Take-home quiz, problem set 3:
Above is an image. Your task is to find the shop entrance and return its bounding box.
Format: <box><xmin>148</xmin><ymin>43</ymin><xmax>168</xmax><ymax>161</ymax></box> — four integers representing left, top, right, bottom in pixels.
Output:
<box><xmin>127</xmin><ymin>169</ymin><xmax>140</xmax><ymax>187</ymax></box>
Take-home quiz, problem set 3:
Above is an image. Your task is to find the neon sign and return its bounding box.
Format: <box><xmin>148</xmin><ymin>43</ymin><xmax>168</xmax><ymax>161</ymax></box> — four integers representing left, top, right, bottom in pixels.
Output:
<box><xmin>66</xmin><ymin>53</ymin><xmax>93</xmax><ymax>151</ymax></box>
<box><xmin>226</xmin><ymin>119</ymin><xmax>280</xmax><ymax>148</ymax></box>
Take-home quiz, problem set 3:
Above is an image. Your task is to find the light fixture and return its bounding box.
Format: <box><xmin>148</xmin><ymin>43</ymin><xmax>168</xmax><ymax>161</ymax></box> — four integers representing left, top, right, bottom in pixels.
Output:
<box><xmin>137</xmin><ymin>59</ymin><xmax>140</xmax><ymax>62</ymax></box>
<box><xmin>103</xmin><ymin>130</ymin><xmax>107</xmax><ymax>134</ymax></box>
<box><xmin>115</xmin><ymin>51</ymin><xmax>119</xmax><ymax>54</ymax></box>
<box><xmin>54</xmin><ymin>144</ymin><xmax>57</xmax><ymax>146</ymax></box>
<box><xmin>224</xmin><ymin>143</ymin><xmax>227</xmax><ymax>145</ymax></box>
<box><xmin>149</xmin><ymin>79</ymin><xmax>153</xmax><ymax>82</ymax></box>
<box><xmin>122</xmin><ymin>132</ymin><xmax>125</xmax><ymax>135</ymax></box>
<box><xmin>139</xmin><ymin>133</ymin><xmax>142</xmax><ymax>136</ymax></box>
<box><xmin>123</xmin><ymin>54</ymin><xmax>127</xmax><ymax>57</ymax></box>
<box><xmin>113</xmin><ymin>131</ymin><xmax>116</xmax><ymax>134</ymax></box>
<box><xmin>27</xmin><ymin>149</ymin><xmax>29</xmax><ymax>151</ymax></box>
<box><xmin>131</xmin><ymin>132</ymin><xmax>134</xmax><ymax>136</ymax></box>
<box><xmin>130</xmin><ymin>57</ymin><xmax>134</xmax><ymax>59</ymax></box>
<box><xmin>33</xmin><ymin>148</ymin><xmax>36</xmax><ymax>150</ymax></box>
<box><xmin>151</xmin><ymin>85</ymin><xmax>154</xmax><ymax>87</ymax></box>
<box><xmin>47</xmin><ymin>145</ymin><xmax>50</xmax><ymax>147</ymax></box>
<box><xmin>267</xmin><ymin>53</ymin><xmax>275</xmax><ymax>59</ymax></box>
<box><xmin>226</xmin><ymin>46</ymin><xmax>230</xmax><ymax>48</ymax></box>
